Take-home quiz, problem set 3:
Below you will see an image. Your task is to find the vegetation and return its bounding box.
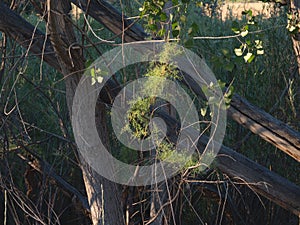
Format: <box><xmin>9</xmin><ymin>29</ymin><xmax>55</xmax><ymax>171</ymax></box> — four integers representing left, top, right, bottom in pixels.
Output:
<box><xmin>0</xmin><ymin>0</ymin><xmax>299</xmax><ymax>225</ymax></box>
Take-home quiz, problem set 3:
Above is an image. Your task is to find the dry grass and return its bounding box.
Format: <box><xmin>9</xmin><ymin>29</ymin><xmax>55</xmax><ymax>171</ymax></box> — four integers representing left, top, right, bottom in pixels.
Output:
<box><xmin>203</xmin><ymin>2</ymin><xmax>283</xmax><ymax>20</ymax></box>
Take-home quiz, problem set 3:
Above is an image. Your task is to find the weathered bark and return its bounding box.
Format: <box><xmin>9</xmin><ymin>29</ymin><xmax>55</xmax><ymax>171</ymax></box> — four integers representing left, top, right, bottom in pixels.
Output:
<box><xmin>184</xmin><ymin>73</ymin><xmax>300</xmax><ymax>162</ymax></box>
<box><xmin>46</xmin><ymin>1</ymin><xmax>124</xmax><ymax>224</ymax></box>
<box><xmin>1</xmin><ymin>0</ymin><xmax>300</xmax><ymax>218</ymax></box>
<box><xmin>70</xmin><ymin>0</ymin><xmax>300</xmax><ymax>162</ymax></box>
<box><xmin>0</xmin><ymin>2</ymin><xmax>60</xmax><ymax>71</ymax></box>
<box><xmin>70</xmin><ymin>0</ymin><xmax>148</xmax><ymax>42</ymax></box>
<box><xmin>157</xmin><ymin>111</ymin><xmax>300</xmax><ymax>216</ymax></box>
<box><xmin>2</xmin><ymin>0</ymin><xmax>299</xmax><ymax>164</ymax></box>
<box><xmin>228</xmin><ymin>94</ymin><xmax>300</xmax><ymax>161</ymax></box>
<box><xmin>17</xmin><ymin>151</ymin><xmax>89</xmax><ymax>211</ymax></box>
<box><xmin>217</xmin><ymin>138</ymin><xmax>300</xmax><ymax>216</ymax></box>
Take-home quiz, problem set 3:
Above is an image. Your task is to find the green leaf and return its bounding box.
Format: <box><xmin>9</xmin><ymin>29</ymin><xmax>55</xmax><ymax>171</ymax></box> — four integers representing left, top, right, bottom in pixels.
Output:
<box><xmin>257</xmin><ymin>49</ymin><xmax>264</xmax><ymax>55</ymax></box>
<box><xmin>196</xmin><ymin>2</ymin><xmax>203</xmax><ymax>7</ymax></box>
<box><xmin>242</xmin><ymin>9</ymin><xmax>252</xmax><ymax>17</ymax></box>
<box><xmin>241</xmin><ymin>30</ymin><xmax>248</xmax><ymax>37</ymax></box>
<box><xmin>248</xmin><ymin>10</ymin><xmax>253</xmax><ymax>17</ymax></box>
<box><xmin>232</xmin><ymin>27</ymin><xmax>240</xmax><ymax>34</ymax></box>
<box><xmin>225</xmin><ymin>85</ymin><xmax>234</xmax><ymax>98</ymax></box>
<box><xmin>172</xmin><ymin>21</ymin><xmax>179</xmax><ymax>30</ymax></box>
<box><xmin>90</xmin><ymin>67</ymin><xmax>104</xmax><ymax>85</ymax></box>
<box><xmin>160</xmin><ymin>12</ymin><xmax>167</xmax><ymax>22</ymax></box>
<box><xmin>287</xmin><ymin>24</ymin><xmax>297</xmax><ymax>32</ymax></box>
<box><xmin>217</xmin><ymin>80</ymin><xmax>226</xmax><ymax>89</ymax></box>
<box><xmin>234</xmin><ymin>48</ymin><xmax>243</xmax><ymax>56</ymax></box>
<box><xmin>91</xmin><ymin>77</ymin><xmax>96</xmax><ymax>85</ymax></box>
<box><xmin>200</xmin><ymin>106</ymin><xmax>207</xmax><ymax>117</ymax></box>
<box><xmin>91</xmin><ymin>76</ymin><xmax>104</xmax><ymax>85</ymax></box>
<box><xmin>157</xmin><ymin>28</ymin><xmax>166</xmax><ymax>37</ymax></box>
<box><xmin>97</xmin><ymin>76</ymin><xmax>104</xmax><ymax>83</ymax></box>
<box><xmin>255</xmin><ymin>40</ymin><xmax>263</xmax><ymax>49</ymax></box>
<box><xmin>148</xmin><ymin>24</ymin><xmax>158</xmax><ymax>31</ymax></box>
<box><xmin>248</xmin><ymin>54</ymin><xmax>255</xmax><ymax>63</ymax></box>
<box><xmin>172</xmin><ymin>0</ymin><xmax>179</xmax><ymax>5</ymax></box>
<box><xmin>169</xmin><ymin>13</ymin><xmax>173</xmax><ymax>22</ymax></box>
<box><xmin>90</xmin><ymin>67</ymin><xmax>95</xmax><ymax>77</ymax></box>
<box><xmin>244</xmin><ymin>52</ymin><xmax>255</xmax><ymax>63</ymax></box>
<box><xmin>246</xmin><ymin>39</ymin><xmax>251</xmax><ymax>45</ymax></box>
<box><xmin>85</xmin><ymin>59</ymin><xmax>93</xmax><ymax>68</ymax></box>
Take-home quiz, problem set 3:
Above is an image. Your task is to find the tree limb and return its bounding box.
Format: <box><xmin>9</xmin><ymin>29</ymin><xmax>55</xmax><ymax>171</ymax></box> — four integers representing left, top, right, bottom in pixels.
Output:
<box><xmin>0</xmin><ymin>2</ymin><xmax>61</xmax><ymax>72</ymax></box>
<box><xmin>158</xmin><ymin>110</ymin><xmax>300</xmax><ymax>216</ymax></box>
<box><xmin>71</xmin><ymin>0</ymin><xmax>300</xmax><ymax>162</ymax></box>
<box><xmin>70</xmin><ymin>0</ymin><xmax>148</xmax><ymax>42</ymax></box>
<box><xmin>0</xmin><ymin>0</ymin><xmax>299</xmax><ymax>216</ymax></box>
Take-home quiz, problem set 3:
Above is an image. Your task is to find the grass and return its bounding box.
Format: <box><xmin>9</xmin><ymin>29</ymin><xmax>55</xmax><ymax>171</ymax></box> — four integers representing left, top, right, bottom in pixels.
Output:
<box><xmin>1</xmin><ymin>2</ymin><xmax>299</xmax><ymax>224</ymax></box>
<box><xmin>191</xmin><ymin>5</ymin><xmax>300</xmax><ymax>183</ymax></box>
<box><xmin>182</xmin><ymin>5</ymin><xmax>300</xmax><ymax>224</ymax></box>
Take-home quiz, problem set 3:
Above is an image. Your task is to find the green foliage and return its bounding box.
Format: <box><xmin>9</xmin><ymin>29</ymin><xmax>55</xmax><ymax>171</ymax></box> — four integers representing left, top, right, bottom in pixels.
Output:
<box><xmin>139</xmin><ymin>0</ymin><xmax>170</xmax><ymax>36</ymax></box>
<box><xmin>2</xmin><ymin>2</ymin><xmax>299</xmax><ymax>224</ymax></box>
<box><xmin>127</xmin><ymin>97</ymin><xmax>152</xmax><ymax>139</ymax></box>
<box><xmin>219</xmin><ymin>80</ymin><xmax>234</xmax><ymax>107</ymax></box>
<box><xmin>125</xmin><ymin>43</ymin><xmax>180</xmax><ymax>139</ymax></box>
<box><xmin>120</xmin><ymin>44</ymin><xmax>208</xmax><ymax>172</ymax></box>
<box><xmin>139</xmin><ymin>0</ymin><xmax>202</xmax><ymax>46</ymax></box>
<box><xmin>193</xmin><ymin>6</ymin><xmax>300</xmax><ymax>187</ymax></box>
<box><xmin>232</xmin><ymin>10</ymin><xmax>264</xmax><ymax>63</ymax></box>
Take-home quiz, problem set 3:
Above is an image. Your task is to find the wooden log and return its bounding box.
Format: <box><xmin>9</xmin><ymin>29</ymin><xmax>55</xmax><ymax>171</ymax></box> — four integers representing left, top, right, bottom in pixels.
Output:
<box><xmin>70</xmin><ymin>0</ymin><xmax>148</xmax><ymax>42</ymax></box>
<box><xmin>70</xmin><ymin>0</ymin><xmax>300</xmax><ymax>162</ymax></box>
<box><xmin>183</xmin><ymin>74</ymin><xmax>300</xmax><ymax>162</ymax></box>
<box><xmin>1</xmin><ymin>1</ymin><xmax>299</xmax><ymax>215</ymax></box>
<box><xmin>158</xmin><ymin>111</ymin><xmax>300</xmax><ymax>216</ymax></box>
<box><xmin>0</xmin><ymin>3</ymin><xmax>60</xmax><ymax>71</ymax></box>
<box><xmin>17</xmin><ymin>152</ymin><xmax>90</xmax><ymax>211</ymax></box>
<box><xmin>228</xmin><ymin>94</ymin><xmax>300</xmax><ymax>161</ymax></box>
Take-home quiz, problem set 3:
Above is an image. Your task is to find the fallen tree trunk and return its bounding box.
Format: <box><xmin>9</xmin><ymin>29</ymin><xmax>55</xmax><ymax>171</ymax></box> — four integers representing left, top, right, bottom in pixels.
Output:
<box><xmin>159</xmin><ymin>111</ymin><xmax>300</xmax><ymax>216</ymax></box>
<box><xmin>0</xmin><ymin>3</ymin><xmax>60</xmax><ymax>71</ymax></box>
<box><xmin>208</xmin><ymin>136</ymin><xmax>300</xmax><ymax>216</ymax></box>
<box><xmin>0</xmin><ymin>1</ymin><xmax>299</xmax><ymax>216</ymax></box>
<box><xmin>70</xmin><ymin>0</ymin><xmax>148</xmax><ymax>42</ymax></box>
<box><xmin>229</xmin><ymin>94</ymin><xmax>300</xmax><ymax>161</ymax></box>
<box><xmin>70</xmin><ymin>0</ymin><xmax>300</xmax><ymax>162</ymax></box>
<box><xmin>184</xmin><ymin>75</ymin><xmax>300</xmax><ymax>162</ymax></box>
<box><xmin>2</xmin><ymin>0</ymin><xmax>299</xmax><ymax>162</ymax></box>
